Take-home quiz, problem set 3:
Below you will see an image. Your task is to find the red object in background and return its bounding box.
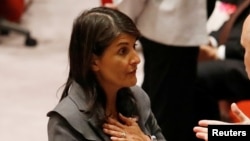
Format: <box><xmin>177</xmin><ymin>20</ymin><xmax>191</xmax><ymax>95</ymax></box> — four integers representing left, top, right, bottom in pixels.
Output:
<box><xmin>229</xmin><ymin>100</ymin><xmax>250</xmax><ymax>122</ymax></box>
<box><xmin>0</xmin><ymin>0</ymin><xmax>25</xmax><ymax>22</ymax></box>
<box><xmin>101</xmin><ymin>0</ymin><xmax>113</xmax><ymax>6</ymax></box>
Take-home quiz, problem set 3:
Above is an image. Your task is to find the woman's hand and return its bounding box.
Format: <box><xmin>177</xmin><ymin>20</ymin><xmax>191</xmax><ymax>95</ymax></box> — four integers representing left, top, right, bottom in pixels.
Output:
<box><xmin>193</xmin><ymin>103</ymin><xmax>250</xmax><ymax>141</ymax></box>
<box><xmin>103</xmin><ymin>113</ymin><xmax>150</xmax><ymax>141</ymax></box>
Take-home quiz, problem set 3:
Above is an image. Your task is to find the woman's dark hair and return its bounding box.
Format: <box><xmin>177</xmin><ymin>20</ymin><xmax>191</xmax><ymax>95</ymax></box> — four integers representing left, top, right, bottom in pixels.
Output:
<box><xmin>116</xmin><ymin>88</ymin><xmax>139</xmax><ymax>118</ymax></box>
<box><xmin>60</xmin><ymin>7</ymin><xmax>140</xmax><ymax>121</ymax></box>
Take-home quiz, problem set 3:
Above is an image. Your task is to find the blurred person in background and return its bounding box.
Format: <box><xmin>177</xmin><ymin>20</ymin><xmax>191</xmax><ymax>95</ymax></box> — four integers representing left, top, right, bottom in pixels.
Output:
<box><xmin>195</xmin><ymin>0</ymin><xmax>250</xmax><ymax>123</ymax></box>
<box><xmin>193</xmin><ymin>10</ymin><xmax>250</xmax><ymax>141</ymax></box>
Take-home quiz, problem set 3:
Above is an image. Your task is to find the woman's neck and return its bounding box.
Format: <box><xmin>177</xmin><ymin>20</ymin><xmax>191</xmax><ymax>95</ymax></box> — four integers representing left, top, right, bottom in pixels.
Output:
<box><xmin>105</xmin><ymin>98</ymin><xmax>118</xmax><ymax>119</ymax></box>
<box><xmin>105</xmin><ymin>89</ymin><xmax>119</xmax><ymax>119</ymax></box>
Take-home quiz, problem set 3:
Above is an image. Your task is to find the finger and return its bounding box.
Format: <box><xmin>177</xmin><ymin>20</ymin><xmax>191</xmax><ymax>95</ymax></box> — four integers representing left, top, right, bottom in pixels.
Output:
<box><xmin>196</xmin><ymin>132</ymin><xmax>208</xmax><ymax>141</ymax></box>
<box><xmin>231</xmin><ymin>103</ymin><xmax>249</xmax><ymax>122</ymax></box>
<box><xmin>110</xmin><ymin>136</ymin><xmax>126</xmax><ymax>141</ymax></box>
<box><xmin>130</xmin><ymin>117</ymin><xmax>138</xmax><ymax>122</ymax></box>
<box><xmin>198</xmin><ymin>119</ymin><xmax>230</xmax><ymax>127</ymax></box>
<box><xmin>103</xmin><ymin>123</ymin><xmax>121</xmax><ymax>131</ymax></box>
<box><xmin>106</xmin><ymin>117</ymin><xmax>125</xmax><ymax>128</ymax></box>
<box><xmin>193</xmin><ymin>127</ymin><xmax>208</xmax><ymax>141</ymax></box>
<box><xmin>193</xmin><ymin>126</ymin><xmax>208</xmax><ymax>134</ymax></box>
<box><xmin>119</xmin><ymin>113</ymin><xmax>136</xmax><ymax>126</ymax></box>
<box><xmin>103</xmin><ymin>128</ymin><xmax>126</xmax><ymax>138</ymax></box>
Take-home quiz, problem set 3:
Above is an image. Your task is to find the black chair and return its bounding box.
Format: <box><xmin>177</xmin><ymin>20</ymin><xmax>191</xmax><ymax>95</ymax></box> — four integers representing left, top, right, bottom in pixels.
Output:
<box><xmin>0</xmin><ymin>18</ymin><xmax>37</xmax><ymax>46</ymax></box>
<box><xmin>0</xmin><ymin>0</ymin><xmax>37</xmax><ymax>47</ymax></box>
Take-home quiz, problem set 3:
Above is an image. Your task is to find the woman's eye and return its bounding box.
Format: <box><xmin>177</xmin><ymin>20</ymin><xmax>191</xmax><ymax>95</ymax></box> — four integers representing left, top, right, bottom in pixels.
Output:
<box><xmin>118</xmin><ymin>47</ymin><xmax>128</xmax><ymax>55</ymax></box>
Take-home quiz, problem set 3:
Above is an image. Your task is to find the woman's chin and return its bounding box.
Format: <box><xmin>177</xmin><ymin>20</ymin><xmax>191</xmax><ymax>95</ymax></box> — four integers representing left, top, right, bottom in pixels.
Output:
<box><xmin>127</xmin><ymin>78</ymin><xmax>137</xmax><ymax>87</ymax></box>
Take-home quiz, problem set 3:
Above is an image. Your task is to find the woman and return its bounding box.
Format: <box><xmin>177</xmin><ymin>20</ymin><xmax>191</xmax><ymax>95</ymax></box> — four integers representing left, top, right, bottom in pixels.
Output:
<box><xmin>105</xmin><ymin>1</ymin><xmax>209</xmax><ymax>141</ymax></box>
<box><xmin>47</xmin><ymin>7</ymin><xmax>165</xmax><ymax>141</ymax></box>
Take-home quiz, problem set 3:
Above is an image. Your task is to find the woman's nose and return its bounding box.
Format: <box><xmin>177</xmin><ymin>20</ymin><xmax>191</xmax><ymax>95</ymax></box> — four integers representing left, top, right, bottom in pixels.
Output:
<box><xmin>131</xmin><ymin>50</ymin><xmax>141</xmax><ymax>65</ymax></box>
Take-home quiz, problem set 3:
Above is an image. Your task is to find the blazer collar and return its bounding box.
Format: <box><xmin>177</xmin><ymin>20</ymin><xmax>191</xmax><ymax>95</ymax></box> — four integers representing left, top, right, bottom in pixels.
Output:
<box><xmin>67</xmin><ymin>81</ymin><xmax>110</xmax><ymax>140</ymax></box>
<box><xmin>68</xmin><ymin>81</ymin><xmax>89</xmax><ymax>111</ymax></box>
<box><xmin>66</xmin><ymin>82</ymin><xmax>150</xmax><ymax>140</ymax></box>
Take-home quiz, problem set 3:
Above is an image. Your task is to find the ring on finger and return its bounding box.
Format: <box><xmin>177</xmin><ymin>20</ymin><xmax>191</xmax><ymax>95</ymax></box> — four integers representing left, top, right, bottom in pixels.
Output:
<box><xmin>121</xmin><ymin>131</ymin><xmax>126</xmax><ymax>138</ymax></box>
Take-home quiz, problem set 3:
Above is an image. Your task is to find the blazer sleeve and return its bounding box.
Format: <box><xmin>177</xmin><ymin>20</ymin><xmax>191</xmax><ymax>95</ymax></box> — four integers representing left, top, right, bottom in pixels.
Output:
<box><xmin>47</xmin><ymin>97</ymin><xmax>98</xmax><ymax>141</ymax></box>
<box><xmin>145</xmin><ymin>111</ymin><xmax>166</xmax><ymax>140</ymax></box>
<box><xmin>131</xmin><ymin>86</ymin><xmax>166</xmax><ymax>141</ymax></box>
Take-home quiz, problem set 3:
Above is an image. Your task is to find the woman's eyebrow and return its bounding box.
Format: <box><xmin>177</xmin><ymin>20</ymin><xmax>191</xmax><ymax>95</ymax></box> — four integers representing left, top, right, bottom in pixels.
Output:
<box><xmin>116</xmin><ymin>42</ymin><xmax>129</xmax><ymax>46</ymax></box>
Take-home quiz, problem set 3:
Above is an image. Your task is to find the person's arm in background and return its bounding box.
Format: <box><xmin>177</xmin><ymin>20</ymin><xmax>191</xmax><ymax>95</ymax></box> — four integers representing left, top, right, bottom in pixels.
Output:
<box><xmin>193</xmin><ymin>103</ymin><xmax>250</xmax><ymax>141</ymax></box>
<box><xmin>208</xmin><ymin>2</ymin><xmax>247</xmax><ymax>61</ymax></box>
<box><xmin>203</xmin><ymin>22</ymin><xmax>245</xmax><ymax>61</ymax></box>
<box><xmin>198</xmin><ymin>0</ymin><xmax>228</xmax><ymax>61</ymax></box>
<box><xmin>104</xmin><ymin>0</ymin><xmax>147</xmax><ymax>22</ymax></box>
<box><xmin>198</xmin><ymin>0</ymin><xmax>242</xmax><ymax>61</ymax></box>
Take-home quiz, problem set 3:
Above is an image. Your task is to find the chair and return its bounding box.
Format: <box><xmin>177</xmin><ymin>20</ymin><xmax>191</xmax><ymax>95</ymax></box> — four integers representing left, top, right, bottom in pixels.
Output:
<box><xmin>0</xmin><ymin>0</ymin><xmax>37</xmax><ymax>47</ymax></box>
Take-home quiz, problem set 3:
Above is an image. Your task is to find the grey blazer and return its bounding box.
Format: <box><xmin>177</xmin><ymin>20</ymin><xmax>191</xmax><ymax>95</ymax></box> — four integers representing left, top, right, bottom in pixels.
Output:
<box><xmin>47</xmin><ymin>82</ymin><xmax>166</xmax><ymax>141</ymax></box>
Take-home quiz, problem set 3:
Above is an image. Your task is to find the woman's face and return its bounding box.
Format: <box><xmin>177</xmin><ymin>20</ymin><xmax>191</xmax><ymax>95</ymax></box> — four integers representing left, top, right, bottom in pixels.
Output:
<box><xmin>92</xmin><ymin>33</ymin><xmax>140</xmax><ymax>90</ymax></box>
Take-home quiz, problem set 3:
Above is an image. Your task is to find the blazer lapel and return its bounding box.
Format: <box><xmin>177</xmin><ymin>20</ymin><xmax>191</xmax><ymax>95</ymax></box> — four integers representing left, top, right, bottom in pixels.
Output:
<box><xmin>88</xmin><ymin>117</ymin><xmax>111</xmax><ymax>141</ymax></box>
<box><xmin>69</xmin><ymin>82</ymin><xmax>110</xmax><ymax>140</ymax></box>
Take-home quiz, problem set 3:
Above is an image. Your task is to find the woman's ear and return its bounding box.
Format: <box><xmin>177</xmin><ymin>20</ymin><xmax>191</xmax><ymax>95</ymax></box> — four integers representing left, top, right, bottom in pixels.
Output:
<box><xmin>91</xmin><ymin>55</ymin><xmax>99</xmax><ymax>71</ymax></box>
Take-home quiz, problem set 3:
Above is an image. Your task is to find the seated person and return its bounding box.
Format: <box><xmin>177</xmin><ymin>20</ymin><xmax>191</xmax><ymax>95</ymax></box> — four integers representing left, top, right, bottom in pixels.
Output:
<box><xmin>194</xmin><ymin>0</ymin><xmax>250</xmax><ymax>122</ymax></box>
<box><xmin>193</xmin><ymin>10</ymin><xmax>250</xmax><ymax>141</ymax></box>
